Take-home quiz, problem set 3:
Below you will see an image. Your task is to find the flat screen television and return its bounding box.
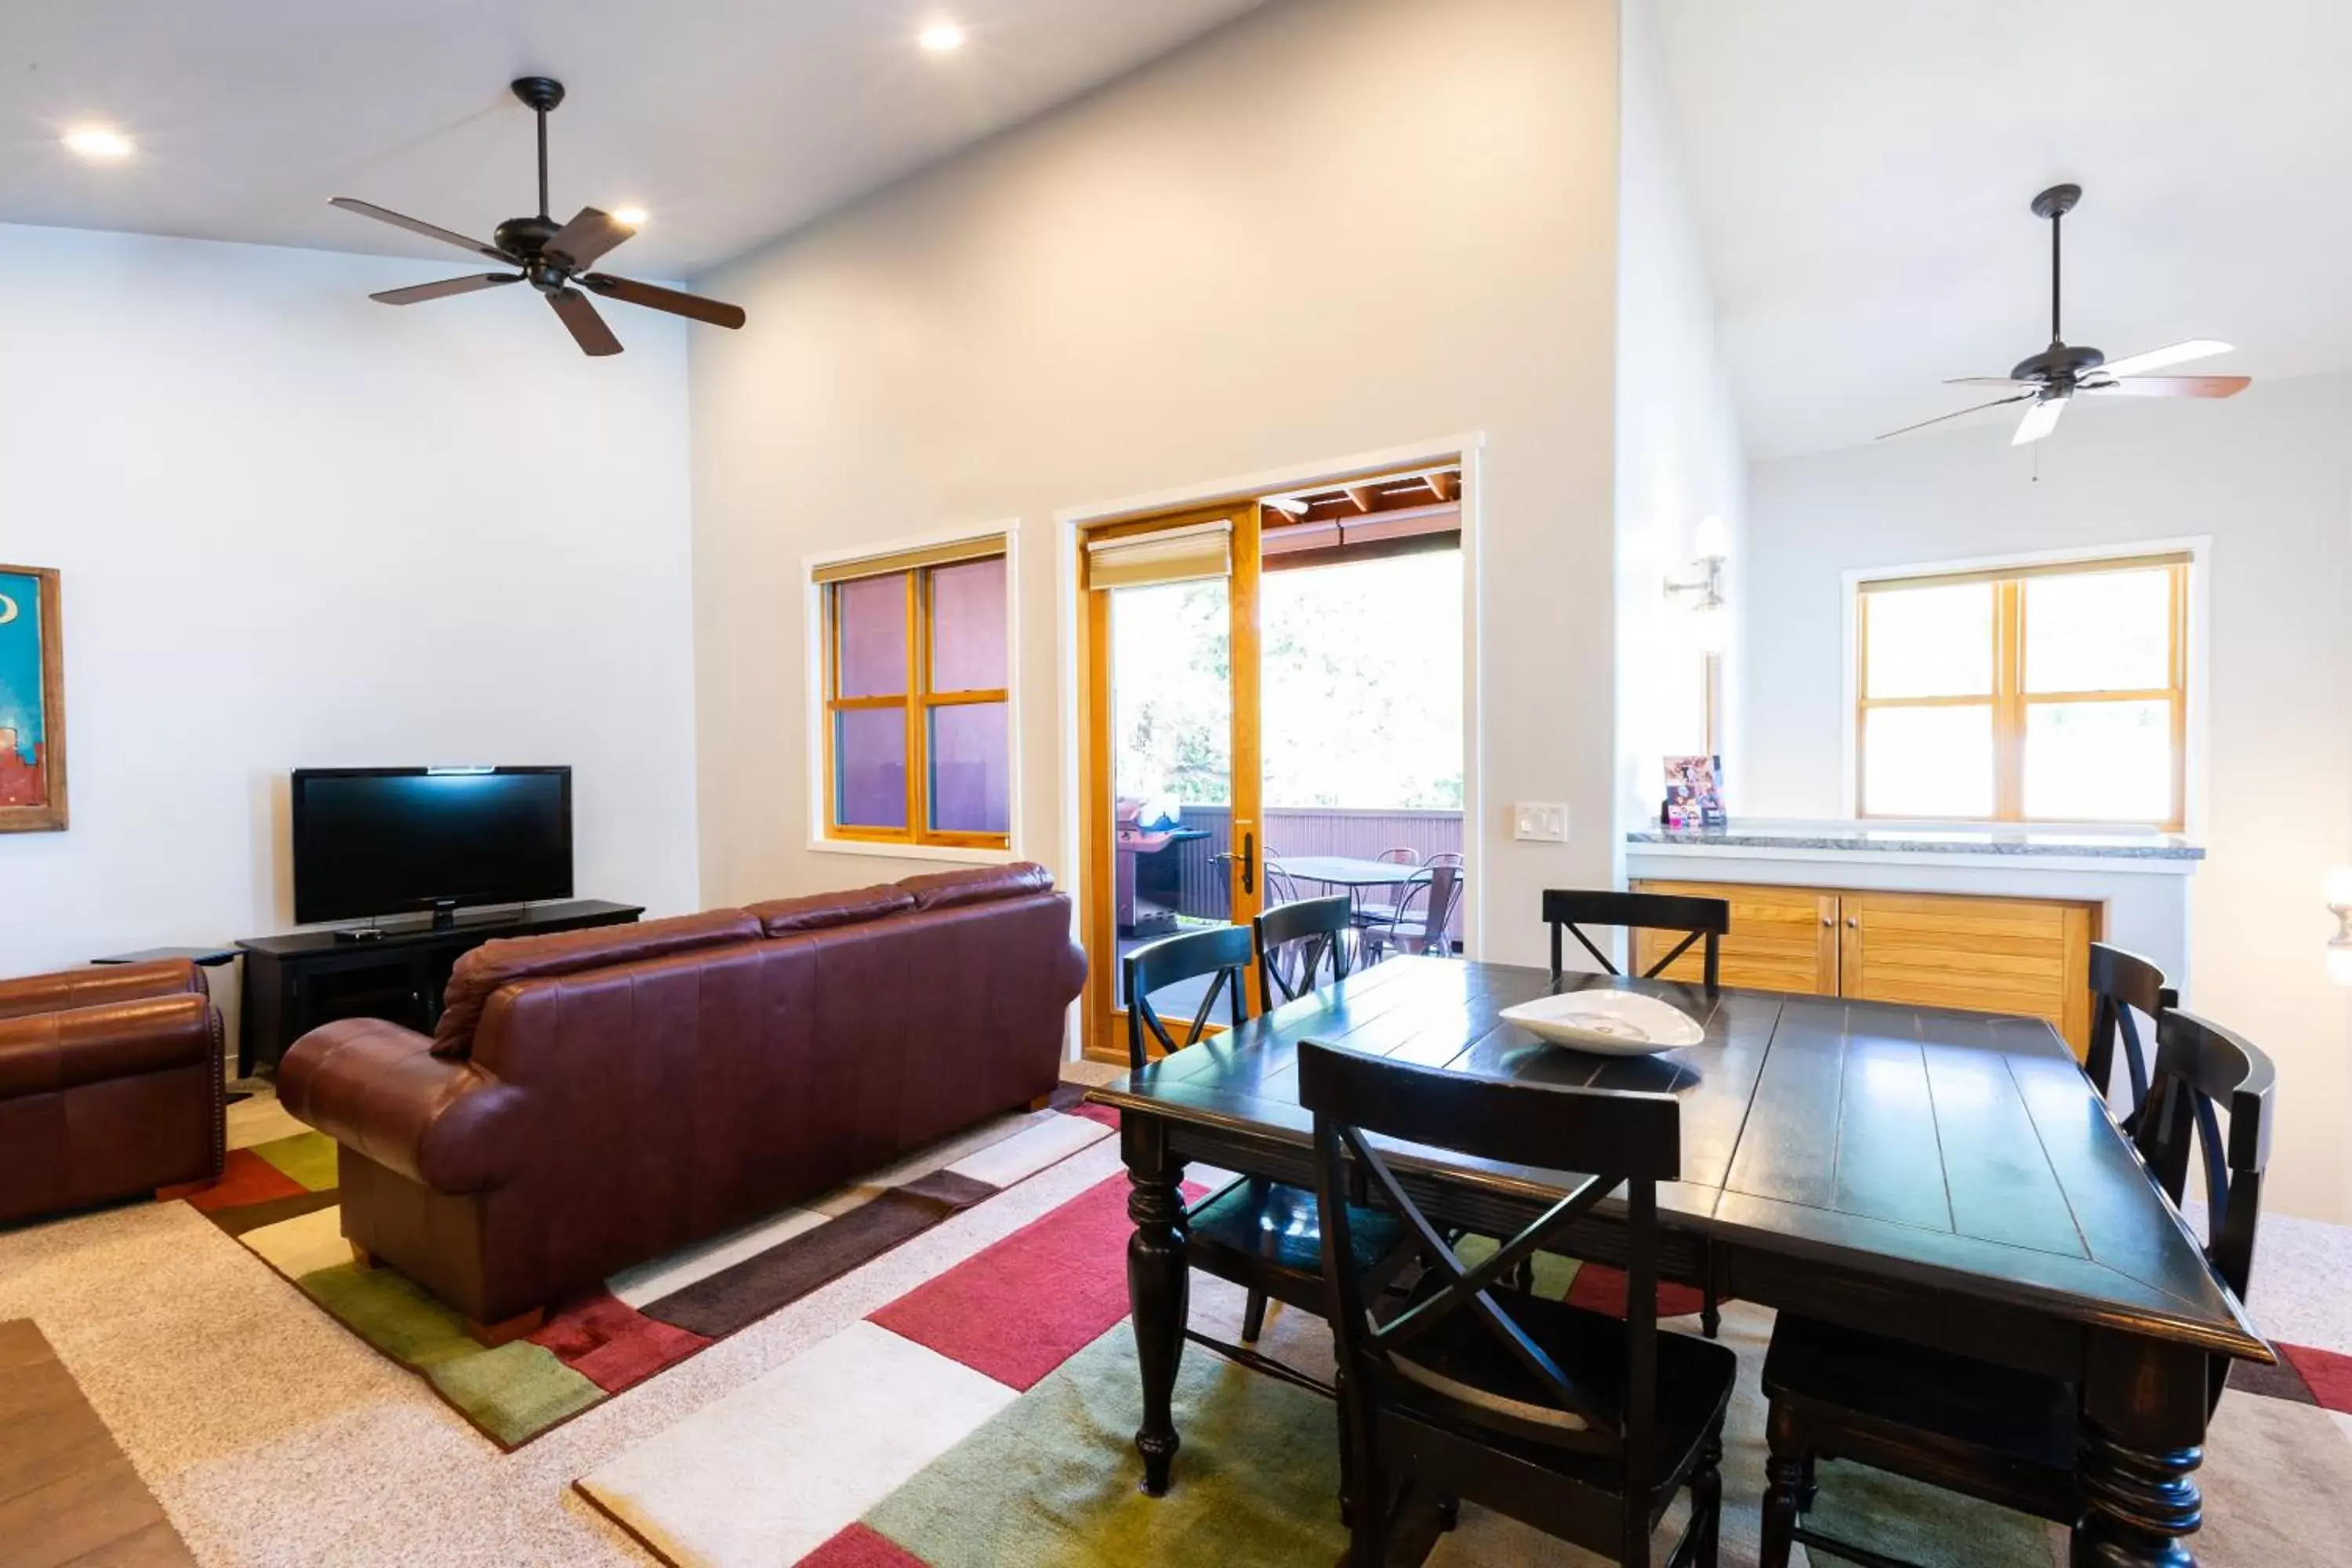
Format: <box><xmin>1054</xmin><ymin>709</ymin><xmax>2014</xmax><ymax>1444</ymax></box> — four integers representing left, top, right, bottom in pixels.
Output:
<box><xmin>291</xmin><ymin>767</ymin><xmax>573</xmax><ymax>926</ymax></box>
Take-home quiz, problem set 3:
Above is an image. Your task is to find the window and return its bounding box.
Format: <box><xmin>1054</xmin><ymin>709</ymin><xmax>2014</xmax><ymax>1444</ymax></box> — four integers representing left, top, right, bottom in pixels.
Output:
<box><xmin>1856</xmin><ymin>553</ymin><xmax>2187</xmax><ymax>829</ymax></box>
<box><xmin>817</xmin><ymin>537</ymin><xmax>1011</xmax><ymax>848</ymax></box>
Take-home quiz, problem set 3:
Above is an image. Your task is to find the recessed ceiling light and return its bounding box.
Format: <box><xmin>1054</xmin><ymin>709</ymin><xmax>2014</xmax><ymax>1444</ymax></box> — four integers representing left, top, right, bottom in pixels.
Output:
<box><xmin>918</xmin><ymin>20</ymin><xmax>967</xmax><ymax>53</ymax></box>
<box><xmin>612</xmin><ymin>206</ymin><xmax>648</xmax><ymax>229</ymax></box>
<box><xmin>62</xmin><ymin>127</ymin><xmax>135</xmax><ymax>160</ymax></box>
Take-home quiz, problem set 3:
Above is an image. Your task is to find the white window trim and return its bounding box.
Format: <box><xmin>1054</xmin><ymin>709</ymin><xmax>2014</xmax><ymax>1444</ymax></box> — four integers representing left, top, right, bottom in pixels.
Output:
<box><xmin>804</xmin><ymin>521</ymin><xmax>1023</xmax><ymax>864</ymax></box>
<box><xmin>1838</xmin><ymin>535</ymin><xmax>2210</xmax><ymax>838</ymax></box>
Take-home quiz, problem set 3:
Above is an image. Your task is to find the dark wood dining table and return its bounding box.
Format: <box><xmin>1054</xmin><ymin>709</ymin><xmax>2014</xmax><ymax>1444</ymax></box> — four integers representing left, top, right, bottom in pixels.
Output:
<box><xmin>1085</xmin><ymin>955</ymin><xmax>2270</xmax><ymax>1568</ymax></box>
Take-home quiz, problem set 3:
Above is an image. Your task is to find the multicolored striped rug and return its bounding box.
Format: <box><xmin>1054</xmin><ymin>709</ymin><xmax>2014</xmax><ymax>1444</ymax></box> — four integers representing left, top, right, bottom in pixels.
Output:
<box><xmin>184</xmin><ymin>1089</ymin><xmax>1117</xmax><ymax>1450</ymax></box>
<box><xmin>575</xmin><ymin>1166</ymin><xmax>2352</xmax><ymax>1568</ymax></box>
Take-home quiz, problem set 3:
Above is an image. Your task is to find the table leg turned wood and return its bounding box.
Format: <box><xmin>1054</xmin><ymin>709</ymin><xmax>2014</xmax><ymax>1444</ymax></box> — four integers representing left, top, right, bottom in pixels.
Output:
<box><xmin>1123</xmin><ymin>1116</ymin><xmax>1189</xmax><ymax>1497</ymax></box>
<box><xmin>2075</xmin><ymin>1338</ymin><xmax>2206</xmax><ymax>1567</ymax></box>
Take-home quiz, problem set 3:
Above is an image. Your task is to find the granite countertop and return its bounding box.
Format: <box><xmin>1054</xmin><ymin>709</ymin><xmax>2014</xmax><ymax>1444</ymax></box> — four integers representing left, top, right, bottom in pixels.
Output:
<box><xmin>1625</xmin><ymin>822</ymin><xmax>2205</xmax><ymax>862</ymax></box>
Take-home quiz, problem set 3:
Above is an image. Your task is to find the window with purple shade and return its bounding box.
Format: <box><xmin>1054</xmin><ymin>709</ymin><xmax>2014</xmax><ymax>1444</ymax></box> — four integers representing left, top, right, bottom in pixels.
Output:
<box><xmin>929</xmin><ymin>557</ymin><xmax>1007</xmax><ymax>693</ymax></box>
<box><xmin>821</xmin><ymin>543</ymin><xmax>1011</xmax><ymax>848</ymax></box>
<box><xmin>930</xmin><ymin>702</ymin><xmax>1010</xmax><ymax>835</ymax></box>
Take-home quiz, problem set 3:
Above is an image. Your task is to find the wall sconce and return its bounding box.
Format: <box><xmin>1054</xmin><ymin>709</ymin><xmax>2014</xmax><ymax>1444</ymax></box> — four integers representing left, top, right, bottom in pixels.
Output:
<box><xmin>1665</xmin><ymin>515</ymin><xmax>1731</xmax><ymax>656</ymax></box>
<box><xmin>2329</xmin><ymin>870</ymin><xmax>2352</xmax><ymax>986</ymax></box>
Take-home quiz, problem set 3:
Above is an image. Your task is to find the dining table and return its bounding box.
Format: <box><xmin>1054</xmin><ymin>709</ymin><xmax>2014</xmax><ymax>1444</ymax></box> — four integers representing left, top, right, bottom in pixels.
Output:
<box><xmin>1272</xmin><ymin>854</ymin><xmax>1428</xmax><ymax>893</ymax></box>
<box><xmin>1085</xmin><ymin>954</ymin><xmax>2270</xmax><ymax>1568</ymax></box>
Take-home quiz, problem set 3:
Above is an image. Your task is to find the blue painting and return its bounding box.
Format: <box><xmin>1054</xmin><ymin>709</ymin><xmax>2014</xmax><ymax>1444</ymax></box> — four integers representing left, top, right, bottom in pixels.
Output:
<box><xmin>0</xmin><ymin>566</ymin><xmax>64</xmax><ymax>829</ymax></box>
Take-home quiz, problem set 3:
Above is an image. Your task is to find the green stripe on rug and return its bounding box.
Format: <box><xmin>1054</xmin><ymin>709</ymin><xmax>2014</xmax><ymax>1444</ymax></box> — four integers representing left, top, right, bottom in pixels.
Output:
<box><xmin>863</xmin><ymin>1324</ymin><xmax>1348</xmax><ymax>1568</ymax></box>
<box><xmin>428</xmin><ymin>1341</ymin><xmax>604</xmax><ymax>1448</ymax></box>
<box><xmin>249</xmin><ymin>1131</ymin><xmax>339</xmax><ymax>1192</ymax></box>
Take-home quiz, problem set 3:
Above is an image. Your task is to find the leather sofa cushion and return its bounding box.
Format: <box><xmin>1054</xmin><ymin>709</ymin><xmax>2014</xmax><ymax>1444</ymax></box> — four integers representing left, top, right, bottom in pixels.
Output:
<box><xmin>0</xmin><ymin>960</ymin><xmax>205</xmax><ymax>1023</ymax></box>
<box><xmin>746</xmin><ymin>884</ymin><xmax>915</xmax><ymax>937</ymax></box>
<box><xmin>897</xmin><ymin>862</ymin><xmax>1054</xmax><ymax>913</ymax></box>
<box><xmin>0</xmin><ymin>993</ymin><xmax>216</xmax><ymax>1099</ymax></box>
<box><xmin>431</xmin><ymin>909</ymin><xmax>761</xmax><ymax>1059</ymax></box>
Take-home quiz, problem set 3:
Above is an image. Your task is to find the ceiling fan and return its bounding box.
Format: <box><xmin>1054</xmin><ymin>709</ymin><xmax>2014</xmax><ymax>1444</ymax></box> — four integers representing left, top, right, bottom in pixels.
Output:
<box><xmin>330</xmin><ymin>78</ymin><xmax>746</xmax><ymax>357</ymax></box>
<box><xmin>1880</xmin><ymin>183</ymin><xmax>2248</xmax><ymax>445</ymax></box>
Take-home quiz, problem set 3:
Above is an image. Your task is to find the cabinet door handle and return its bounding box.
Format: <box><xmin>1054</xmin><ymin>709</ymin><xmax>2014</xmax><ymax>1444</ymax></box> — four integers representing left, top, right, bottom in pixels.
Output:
<box><xmin>1846</xmin><ymin>917</ymin><xmax>1860</xmax><ymax>929</ymax></box>
<box><xmin>1820</xmin><ymin>915</ymin><xmax>1835</xmax><ymax>927</ymax></box>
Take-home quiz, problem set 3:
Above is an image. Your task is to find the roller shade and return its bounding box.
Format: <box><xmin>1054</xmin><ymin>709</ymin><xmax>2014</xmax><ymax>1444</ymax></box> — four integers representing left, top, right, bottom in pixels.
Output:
<box><xmin>1085</xmin><ymin>519</ymin><xmax>1232</xmax><ymax>591</ymax></box>
<box><xmin>812</xmin><ymin>533</ymin><xmax>1006</xmax><ymax>586</ymax></box>
<box><xmin>1860</xmin><ymin>550</ymin><xmax>2187</xmax><ymax>595</ymax></box>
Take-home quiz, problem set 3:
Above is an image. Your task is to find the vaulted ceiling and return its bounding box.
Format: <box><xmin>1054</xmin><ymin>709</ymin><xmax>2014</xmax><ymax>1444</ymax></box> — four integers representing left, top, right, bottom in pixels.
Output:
<box><xmin>0</xmin><ymin>0</ymin><xmax>1266</xmax><ymax>278</ymax></box>
<box><xmin>1653</xmin><ymin>0</ymin><xmax>2352</xmax><ymax>459</ymax></box>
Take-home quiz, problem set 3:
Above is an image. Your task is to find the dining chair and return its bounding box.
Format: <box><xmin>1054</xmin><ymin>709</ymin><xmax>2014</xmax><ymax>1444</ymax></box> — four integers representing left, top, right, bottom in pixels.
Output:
<box><xmin>1361</xmin><ymin>865</ymin><xmax>1463</xmax><ymax>964</ymax></box>
<box><xmin>1356</xmin><ymin>848</ymin><xmax>1454</xmax><ymax>930</ymax></box>
<box><xmin>1254</xmin><ymin>895</ymin><xmax>1356</xmax><ymax>1012</ymax></box>
<box><xmin>1123</xmin><ymin>925</ymin><xmax>1408</xmax><ymax>1359</ymax></box>
<box><xmin>1757</xmin><ymin>1007</ymin><xmax>2275</xmax><ymax>1568</ymax></box>
<box><xmin>1261</xmin><ymin>846</ymin><xmax>1302</xmax><ymax>906</ymax></box>
<box><xmin>2086</xmin><ymin>942</ymin><xmax>2176</xmax><ymax>1134</ymax></box>
<box><xmin>1300</xmin><ymin>1039</ymin><xmax>1734</xmax><ymax>1568</ymax></box>
<box><xmin>1375</xmin><ymin>847</ymin><xmax>1421</xmax><ymax>865</ymax></box>
<box><xmin>1542</xmin><ymin>889</ymin><xmax>1729</xmax><ymax>989</ymax></box>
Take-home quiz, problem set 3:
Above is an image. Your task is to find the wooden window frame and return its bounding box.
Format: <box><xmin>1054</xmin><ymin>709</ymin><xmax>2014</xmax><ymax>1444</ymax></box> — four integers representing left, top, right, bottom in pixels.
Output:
<box><xmin>1856</xmin><ymin>554</ymin><xmax>2188</xmax><ymax>831</ymax></box>
<box><xmin>820</xmin><ymin>547</ymin><xmax>1011</xmax><ymax>851</ymax></box>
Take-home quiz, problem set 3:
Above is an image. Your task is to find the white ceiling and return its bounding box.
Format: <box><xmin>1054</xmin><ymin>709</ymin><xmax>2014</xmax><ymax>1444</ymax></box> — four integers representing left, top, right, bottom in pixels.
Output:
<box><xmin>1654</xmin><ymin>0</ymin><xmax>2352</xmax><ymax>460</ymax></box>
<box><xmin>0</xmin><ymin>0</ymin><xmax>1265</xmax><ymax>279</ymax></box>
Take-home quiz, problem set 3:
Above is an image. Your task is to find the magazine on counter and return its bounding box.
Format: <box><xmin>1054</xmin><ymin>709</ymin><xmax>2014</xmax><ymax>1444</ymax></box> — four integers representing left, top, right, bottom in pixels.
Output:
<box><xmin>1663</xmin><ymin>755</ymin><xmax>1726</xmax><ymax>830</ymax></box>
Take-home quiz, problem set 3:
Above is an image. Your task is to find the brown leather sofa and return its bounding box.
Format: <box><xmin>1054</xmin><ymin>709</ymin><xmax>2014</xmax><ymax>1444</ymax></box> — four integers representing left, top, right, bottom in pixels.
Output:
<box><xmin>279</xmin><ymin>864</ymin><xmax>1087</xmax><ymax>1337</ymax></box>
<box><xmin>0</xmin><ymin>960</ymin><xmax>226</xmax><ymax>1227</ymax></box>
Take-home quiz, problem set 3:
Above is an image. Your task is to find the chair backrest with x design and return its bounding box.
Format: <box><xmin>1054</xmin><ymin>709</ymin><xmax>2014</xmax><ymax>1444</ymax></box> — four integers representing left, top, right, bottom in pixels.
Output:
<box><xmin>2085</xmin><ymin>942</ymin><xmax>2175</xmax><ymax>1133</ymax></box>
<box><xmin>1541</xmin><ymin>889</ymin><xmax>1729</xmax><ymax>989</ymax></box>
<box><xmin>1124</xmin><ymin>924</ymin><xmax>1251</xmax><ymax>1070</ymax></box>
<box><xmin>1254</xmin><ymin>895</ymin><xmax>1355</xmax><ymax>1013</ymax></box>
<box><xmin>1299</xmin><ymin>1040</ymin><xmax>1683</xmax><ymax>1497</ymax></box>
<box><xmin>2130</xmin><ymin>1007</ymin><xmax>2274</xmax><ymax>1411</ymax></box>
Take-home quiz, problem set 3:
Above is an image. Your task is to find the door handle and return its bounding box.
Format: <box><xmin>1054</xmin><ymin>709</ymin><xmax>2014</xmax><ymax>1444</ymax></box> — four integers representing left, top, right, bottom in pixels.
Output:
<box><xmin>1240</xmin><ymin>831</ymin><xmax>1255</xmax><ymax>896</ymax></box>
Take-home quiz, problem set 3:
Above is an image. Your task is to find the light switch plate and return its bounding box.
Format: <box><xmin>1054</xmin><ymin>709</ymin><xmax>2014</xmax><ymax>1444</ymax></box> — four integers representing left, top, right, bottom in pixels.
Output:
<box><xmin>1513</xmin><ymin>802</ymin><xmax>1568</xmax><ymax>843</ymax></box>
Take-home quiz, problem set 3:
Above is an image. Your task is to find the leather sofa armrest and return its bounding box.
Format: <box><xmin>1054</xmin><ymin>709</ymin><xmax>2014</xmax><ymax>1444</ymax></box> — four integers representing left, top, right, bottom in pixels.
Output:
<box><xmin>0</xmin><ymin>960</ymin><xmax>203</xmax><ymax>1022</ymax></box>
<box><xmin>279</xmin><ymin>1018</ymin><xmax>524</xmax><ymax>1194</ymax></box>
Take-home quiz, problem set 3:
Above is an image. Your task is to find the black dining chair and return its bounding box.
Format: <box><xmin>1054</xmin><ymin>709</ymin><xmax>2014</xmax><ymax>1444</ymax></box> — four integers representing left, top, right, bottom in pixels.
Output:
<box><xmin>1301</xmin><ymin>1039</ymin><xmax>1734</xmax><ymax>1568</ymax></box>
<box><xmin>2086</xmin><ymin>942</ymin><xmax>2176</xmax><ymax>1134</ymax></box>
<box><xmin>1254</xmin><ymin>895</ymin><xmax>1356</xmax><ymax>1012</ymax></box>
<box><xmin>1542</xmin><ymin>890</ymin><xmax>1729</xmax><ymax>989</ymax></box>
<box><xmin>1123</xmin><ymin>924</ymin><xmax>1408</xmax><ymax>1358</ymax></box>
<box><xmin>1757</xmin><ymin>1007</ymin><xmax>2275</xmax><ymax>1568</ymax></box>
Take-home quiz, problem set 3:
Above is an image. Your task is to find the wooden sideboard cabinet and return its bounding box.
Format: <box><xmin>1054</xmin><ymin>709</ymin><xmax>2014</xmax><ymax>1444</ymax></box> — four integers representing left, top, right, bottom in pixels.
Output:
<box><xmin>1631</xmin><ymin>879</ymin><xmax>2097</xmax><ymax>1056</ymax></box>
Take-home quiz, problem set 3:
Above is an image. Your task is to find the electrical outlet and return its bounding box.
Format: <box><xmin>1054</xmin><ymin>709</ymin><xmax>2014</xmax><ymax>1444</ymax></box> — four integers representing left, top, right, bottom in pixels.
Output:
<box><xmin>1513</xmin><ymin>803</ymin><xmax>1568</xmax><ymax>843</ymax></box>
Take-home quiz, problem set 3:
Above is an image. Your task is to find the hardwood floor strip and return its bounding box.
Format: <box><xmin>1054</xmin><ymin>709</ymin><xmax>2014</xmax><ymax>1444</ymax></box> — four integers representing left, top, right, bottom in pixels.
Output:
<box><xmin>0</xmin><ymin>1321</ymin><xmax>194</xmax><ymax>1568</ymax></box>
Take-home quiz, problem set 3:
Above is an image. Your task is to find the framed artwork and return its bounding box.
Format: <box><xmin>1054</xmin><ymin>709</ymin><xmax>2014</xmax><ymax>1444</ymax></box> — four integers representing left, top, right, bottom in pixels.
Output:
<box><xmin>0</xmin><ymin>564</ymin><xmax>66</xmax><ymax>833</ymax></box>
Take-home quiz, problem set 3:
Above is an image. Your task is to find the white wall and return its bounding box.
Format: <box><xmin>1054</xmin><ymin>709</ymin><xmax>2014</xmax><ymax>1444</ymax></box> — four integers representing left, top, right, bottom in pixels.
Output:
<box><xmin>0</xmin><ymin>223</ymin><xmax>702</xmax><ymax>1006</ymax></box>
<box><xmin>1613</xmin><ymin>0</ymin><xmax>1746</xmax><ymax>849</ymax></box>
<box><xmin>688</xmin><ymin>0</ymin><xmax>1623</xmax><ymax>968</ymax></box>
<box><xmin>1739</xmin><ymin>376</ymin><xmax>2352</xmax><ymax>1221</ymax></box>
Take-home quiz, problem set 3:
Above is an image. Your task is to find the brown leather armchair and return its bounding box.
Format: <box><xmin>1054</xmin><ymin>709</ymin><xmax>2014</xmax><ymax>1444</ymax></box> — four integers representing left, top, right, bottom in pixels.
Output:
<box><xmin>281</xmin><ymin>865</ymin><xmax>1087</xmax><ymax>1338</ymax></box>
<box><xmin>0</xmin><ymin>960</ymin><xmax>226</xmax><ymax>1226</ymax></box>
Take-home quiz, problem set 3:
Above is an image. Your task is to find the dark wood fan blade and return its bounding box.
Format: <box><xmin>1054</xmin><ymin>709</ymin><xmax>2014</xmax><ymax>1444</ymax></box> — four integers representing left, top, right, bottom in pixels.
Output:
<box><xmin>1876</xmin><ymin>394</ymin><xmax>2033</xmax><ymax>441</ymax></box>
<box><xmin>2082</xmin><ymin>375</ymin><xmax>2251</xmax><ymax>399</ymax></box>
<box><xmin>545</xmin><ymin>207</ymin><xmax>634</xmax><ymax>272</ymax></box>
<box><xmin>331</xmin><ymin>198</ymin><xmax>511</xmax><ymax>262</ymax></box>
<box><xmin>579</xmin><ymin>273</ymin><xmax>747</xmax><ymax>329</ymax></box>
<box><xmin>369</xmin><ymin>273</ymin><xmax>524</xmax><ymax>306</ymax></box>
<box><xmin>548</xmin><ymin>289</ymin><xmax>624</xmax><ymax>357</ymax></box>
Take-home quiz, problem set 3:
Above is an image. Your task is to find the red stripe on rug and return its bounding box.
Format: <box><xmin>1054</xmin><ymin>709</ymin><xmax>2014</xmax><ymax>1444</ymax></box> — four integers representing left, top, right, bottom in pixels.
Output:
<box><xmin>797</xmin><ymin>1523</ymin><xmax>928</xmax><ymax>1567</ymax></box>
<box><xmin>1565</xmin><ymin>1262</ymin><xmax>1708</xmax><ymax>1322</ymax></box>
<box><xmin>181</xmin><ymin>1149</ymin><xmax>308</xmax><ymax>1214</ymax></box>
<box><xmin>2283</xmin><ymin>1342</ymin><xmax>2352</xmax><ymax>1414</ymax></box>
<box><xmin>869</xmin><ymin>1175</ymin><xmax>1204</xmax><ymax>1392</ymax></box>
<box><xmin>529</xmin><ymin>1290</ymin><xmax>712</xmax><ymax>1396</ymax></box>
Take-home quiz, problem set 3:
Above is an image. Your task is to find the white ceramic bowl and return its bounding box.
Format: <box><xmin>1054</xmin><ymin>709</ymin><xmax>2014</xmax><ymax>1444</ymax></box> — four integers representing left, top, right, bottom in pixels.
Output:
<box><xmin>1497</xmin><ymin>991</ymin><xmax>1706</xmax><ymax>1057</ymax></box>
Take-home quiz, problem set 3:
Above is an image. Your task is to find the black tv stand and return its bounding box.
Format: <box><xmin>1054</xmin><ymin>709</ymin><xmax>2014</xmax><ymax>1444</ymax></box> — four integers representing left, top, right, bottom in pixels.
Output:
<box><xmin>236</xmin><ymin>898</ymin><xmax>643</xmax><ymax>1076</ymax></box>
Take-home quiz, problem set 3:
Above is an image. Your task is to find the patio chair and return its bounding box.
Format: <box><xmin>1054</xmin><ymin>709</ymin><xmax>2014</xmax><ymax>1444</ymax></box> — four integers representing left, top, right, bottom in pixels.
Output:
<box><xmin>1361</xmin><ymin>865</ymin><xmax>1463</xmax><ymax>964</ymax></box>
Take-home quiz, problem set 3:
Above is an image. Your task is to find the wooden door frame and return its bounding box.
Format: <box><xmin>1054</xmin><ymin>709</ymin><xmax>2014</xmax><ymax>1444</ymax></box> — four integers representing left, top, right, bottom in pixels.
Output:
<box><xmin>1055</xmin><ymin>434</ymin><xmax>1487</xmax><ymax>1065</ymax></box>
<box><xmin>1073</xmin><ymin>501</ymin><xmax>1263</xmax><ymax>1065</ymax></box>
